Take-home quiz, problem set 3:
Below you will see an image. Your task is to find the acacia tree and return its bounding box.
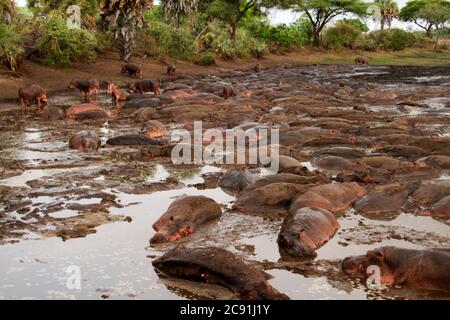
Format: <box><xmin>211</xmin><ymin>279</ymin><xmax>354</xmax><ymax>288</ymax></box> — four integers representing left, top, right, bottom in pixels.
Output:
<box><xmin>0</xmin><ymin>0</ymin><xmax>14</xmax><ymax>24</ymax></box>
<box><xmin>277</xmin><ymin>0</ymin><xmax>368</xmax><ymax>47</ymax></box>
<box><xmin>375</xmin><ymin>0</ymin><xmax>398</xmax><ymax>30</ymax></box>
<box><xmin>399</xmin><ymin>0</ymin><xmax>450</xmax><ymax>38</ymax></box>
<box><xmin>418</xmin><ymin>2</ymin><xmax>450</xmax><ymax>50</ymax></box>
<box><xmin>100</xmin><ymin>0</ymin><xmax>153</xmax><ymax>61</ymax></box>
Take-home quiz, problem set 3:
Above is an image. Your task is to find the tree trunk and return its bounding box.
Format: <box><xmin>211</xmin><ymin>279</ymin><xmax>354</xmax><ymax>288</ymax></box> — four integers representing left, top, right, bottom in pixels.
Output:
<box><xmin>312</xmin><ymin>28</ymin><xmax>321</xmax><ymax>47</ymax></box>
<box><xmin>230</xmin><ymin>24</ymin><xmax>237</xmax><ymax>41</ymax></box>
<box><xmin>426</xmin><ymin>26</ymin><xmax>433</xmax><ymax>39</ymax></box>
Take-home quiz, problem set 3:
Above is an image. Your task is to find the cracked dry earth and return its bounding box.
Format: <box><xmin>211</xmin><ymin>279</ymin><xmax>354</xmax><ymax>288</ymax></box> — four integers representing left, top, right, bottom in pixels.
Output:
<box><xmin>0</xmin><ymin>63</ymin><xmax>449</xmax><ymax>300</ymax></box>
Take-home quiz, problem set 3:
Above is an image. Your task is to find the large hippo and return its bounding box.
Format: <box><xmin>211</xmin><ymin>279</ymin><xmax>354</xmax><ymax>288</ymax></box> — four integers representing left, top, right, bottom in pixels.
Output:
<box><xmin>130</xmin><ymin>107</ymin><xmax>156</xmax><ymax>122</ymax></box>
<box><xmin>152</xmin><ymin>246</ymin><xmax>289</xmax><ymax>300</ymax></box>
<box><xmin>121</xmin><ymin>63</ymin><xmax>143</xmax><ymax>78</ymax></box>
<box><xmin>278</xmin><ymin>207</ymin><xmax>340</xmax><ymax>258</ymax></box>
<box><xmin>72</xmin><ymin>109</ymin><xmax>110</xmax><ymax>121</ymax></box>
<box><xmin>150</xmin><ymin>196</ymin><xmax>222</xmax><ymax>243</ymax></box>
<box><xmin>167</xmin><ymin>64</ymin><xmax>176</xmax><ymax>76</ymax></box>
<box><xmin>413</xmin><ymin>180</ymin><xmax>450</xmax><ymax>206</ymax></box>
<box><xmin>129</xmin><ymin>80</ymin><xmax>161</xmax><ymax>95</ymax></box>
<box><xmin>65</xmin><ymin>103</ymin><xmax>104</xmax><ymax>118</ymax></box>
<box><xmin>374</xmin><ymin>145</ymin><xmax>428</xmax><ymax>161</ymax></box>
<box><xmin>18</xmin><ymin>84</ymin><xmax>48</xmax><ymax>113</ymax></box>
<box><xmin>233</xmin><ymin>183</ymin><xmax>307</xmax><ymax>215</ymax></box>
<box><xmin>124</xmin><ymin>98</ymin><xmax>160</xmax><ymax>109</ymax></box>
<box><xmin>40</xmin><ymin>106</ymin><xmax>64</xmax><ymax>121</ymax></box>
<box><xmin>354</xmin><ymin>57</ymin><xmax>369</xmax><ymax>65</ymax></box>
<box><xmin>419</xmin><ymin>156</ymin><xmax>450</xmax><ymax>170</ymax></box>
<box><xmin>69</xmin><ymin>79</ymin><xmax>99</xmax><ymax>101</ymax></box>
<box><xmin>219</xmin><ymin>169</ymin><xmax>256</xmax><ymax>194</ymax></box>
<box><xmin>290</xmin><ymin>182</ymin><xmax>366</xmax><ymax>214</ymax></box>
<box><xmin>141</xmin><ymin>120</ymin><xmax>167</xmax><ymax>138</ymax></box>
<box><xmin>342</xmin><ymin>247</ymin><xmax>450</xmax><ymax>292</ymax></box>
<box><xmin>106</xmin><ymin>134</ymin><xmax>163</xmax><ymax>146</ymax></box>
<box><xmin>313</xmin><ymin>155</ymin><xmax>356</xmax><ymax>171</ymax></box>
<box><xmin>242</xmin><ymin>173</ymin><xmax>327</xmax><ymax>193</ymax></box>
<box><xmin>69</xmin><ymin>131</ymin><xmax>101</xmax><ymax>152</ymax></box>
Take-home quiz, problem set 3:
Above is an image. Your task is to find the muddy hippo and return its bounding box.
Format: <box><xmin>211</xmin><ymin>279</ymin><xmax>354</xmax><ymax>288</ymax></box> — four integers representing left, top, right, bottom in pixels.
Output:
<box><xmin>107</xmin><ymin>82</ymin><xmax>128</xmax><ymax>105</ymax></box>
<box><xmin>121</xmin><ymin>63</ymin><xmax>143</xmax><ymax>78</ymax></box>
<box><xmin>342</xmin><ymin>247</ymin><xmax>450</xmax><ymax>292</ymax></box>
<box><xmin>278</xmin><ymin>207</ymin><xmax>340</xmax><ymax>258</ymax></box>
<box><xmin>374</xmin><ymin>145</ymin><xmax>428</xmax><ymax>161</ymax></box>
<box><xmin>421</xmin><ymin>195</ymin><xmax>450</xmax><ymax>218</ymax></box>
<box><xmin>69</xmin><ymin>79</ymin><xmax>100</xmax><ymax>101</ymax></box>
<box><xmin>313</xmin><ymin>156</ymin><xmax>356</xmax><ymax>171</ymax></box>
<box><xmin>152</xmin><ymin>246</ymin><xmax>289</xmax><ymax>300</ymax></box>
<box><xmin>130</xmin><ymin>107</ymin><xmax>156</xmax><ymax>122</ymax></box>
<box><xmin>354</xmin><ymin>184</ymin><xmax>418</xmax><ymax>218</ymax></box>
<box><xmin>413</xmin><ymin>180</ymin><xmax>450</xmax><ymax>206</ymax></box>
<box><xmin>167</xmin><ymin>64</ymin><xmax>176</xmax><ymax>76</ymax></box>
<box><xmin>69</xmin><ymin>131</ymin><xmax>101</xmax><ymax>152</ymax></box>
<box><xmin>141</xmin><ymin>120</ymin><xmax>167</xmax><ymax>138</ymax></box>
<box><xmin>129</xmin><ymin>80</ymin><xmax>161</xmax><ymax>95</ymax></box>
<box><xmin>419</xmin><ymin>156</ymin><xmax>450</xmax><ymax>170</ymax></box>
<box><xmin>243</xmin><ymin>173</ymin><xmax>327</xmax><ymax>193</ymax></box>
<box><xmin>124</xmin><ymin>98</ymin><xmax>160</xmax><ymax>109</ymax></box>
<box><xmin>65</xmin><ymin>104</ymin><xmax>107</xmax><ymax>119</ymax></box>
<box><xmin>354</xmin><ymin>57</ymin><xmax>369</xmax><ymax>65</ymax></box>
<box><xmin>223</xmin><ymin>86</ymin><xmax>235</xmax><ymax>99</ymax></box>
<box><xmin>151</xmin><ymin>196</ymin><xmax>222</xmax><ymax>243</ymax></box>
<box><xmin>72</xmin><ymin>109</ymin><xmax>110</xmax><ymax>121</ymax></box>
<box><xmin>106</xmin><ymin>134</ymin><xmax>163</xmax><ymax>146</ymax></box>
<box><xmin>40</xmin><ymin>106</ymin><xmax>64</xmax><ymax>121</ymax></box>
<box><xmin>233</xmin><ymin>183</ymin><xmax>307</xmax><ymax>215</ymax></box>
<box><xmin>219</xmin><ymin>169</ymin><xmax>256</xmax><ymax>194</ymax></box>
<box><xmin>275</xmin><ymin>155</ymin><xmax>302</xmax><ymax>173</ymax></box>
<box><xmin>254</xmin><ymin>64</ymin><xmax>261</xmax><ymax>73</ymax></box>
<box><xmin>18</xmin><ymin>84</ymin><xmax>48</xmax><ymax>113</ymax></box>
<box><xmin>290</xmin><ymin>182</ymin><xmax>366</xmax><ymax>214</ymax></box>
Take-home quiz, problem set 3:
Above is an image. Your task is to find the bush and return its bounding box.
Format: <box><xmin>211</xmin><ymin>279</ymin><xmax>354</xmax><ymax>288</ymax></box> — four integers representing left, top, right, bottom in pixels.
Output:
<box><xmin>362</xmin><ymin>29</ymin><xmax>431</xmax><ymax>51</ymax></box>
<box><xmin>0</xmin><ymin>23</ymin><xmax>25</xmax><ymax>71</ymax></box>
<box><xmin>194</xmin><ymin>51</ymin><xmax>216</xmax><ymax>65</ymax></box>
<box><xmin>322</xmin><ymin>21</ymin><xmax>361</xmax><ymax>50</ymax></box>
<box><xmin>34</xmin><ymin>15</ymin><xmax>99</xmax><ymax>65</ymax></box>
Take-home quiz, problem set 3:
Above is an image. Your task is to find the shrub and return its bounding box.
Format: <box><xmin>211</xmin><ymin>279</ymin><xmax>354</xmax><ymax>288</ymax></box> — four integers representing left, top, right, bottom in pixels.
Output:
<box><xmin>363</xmin><ymin>29</ymin><xmax>431</xmax><ymax>51</ymax></box>
<box><xmin>194</xmin><ymin>51</ymin><xmax>216</xmax><ymax>65</ymax></box>
<box><xmin>34</xmin><ymin>15</ymin><xmax>99</xmax><ymax>65</ymax></box>
<box><xmin>0</xmin><ymin>23</ymin><xmax>25</xmax><ymax>71</ymax></box>
<box><xmin>322</xmin><ymin>21</ymin><xmax>361</xmax><ymax>50</ymax></box>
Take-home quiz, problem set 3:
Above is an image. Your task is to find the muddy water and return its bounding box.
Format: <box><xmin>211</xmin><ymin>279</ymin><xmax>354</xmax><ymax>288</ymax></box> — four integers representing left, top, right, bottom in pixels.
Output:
<box><xmin>1</xmin><ymin>64</ymin><xmax>450</xmax><ymax>300</ymax></box>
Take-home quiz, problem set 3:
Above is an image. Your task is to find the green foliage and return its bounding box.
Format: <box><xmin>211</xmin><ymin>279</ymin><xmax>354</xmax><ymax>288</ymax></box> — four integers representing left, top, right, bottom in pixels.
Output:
<box><xmin>0</xmin><ymin>22</ymin><xmax>25</xmax><ymax>70</ymax></box>
<box><xmin>322</xmin><ymin>20</ymin><xmax>361</xmax><ymax>49</ymax></box>
<box><xmin>342</xmin><ymin>18</ymin><xmax>368</xmax><ymax>33</ymax></box>
<box><xmin>359</xmin><ymin>29</ymin><xmax>431</xmax><ymax>51</ymax></box>
<box><xmin>194</xmin><ymin>51</ymin><xmax>216</xmax><ymax>65</ymax></box>
<box><xmin>33</xmin><ymin>14</ymin><xmax>99</xmax><ymax>65</ymax></box>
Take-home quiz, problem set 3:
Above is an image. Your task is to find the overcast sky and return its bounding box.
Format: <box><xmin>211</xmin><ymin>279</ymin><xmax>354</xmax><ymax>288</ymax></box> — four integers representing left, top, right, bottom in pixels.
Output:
<box><xmin>14</xmin><ymin>0</ymin><xmax>417</xmax><ymax>30</ymax></box>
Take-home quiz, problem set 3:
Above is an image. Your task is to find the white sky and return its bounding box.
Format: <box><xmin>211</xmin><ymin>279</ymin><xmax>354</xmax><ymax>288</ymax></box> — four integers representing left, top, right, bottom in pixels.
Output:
<box><xmin>14</xmin><ymin>0</ymin><xmax>418</xmax><ymax>31</ymax></box>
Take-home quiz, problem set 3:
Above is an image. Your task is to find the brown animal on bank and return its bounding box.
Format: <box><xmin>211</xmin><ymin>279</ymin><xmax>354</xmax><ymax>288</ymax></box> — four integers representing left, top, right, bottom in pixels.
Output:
<box><xmin>342</xmin><ymin>247</ymin><xmax>450</xmax><ymax>293</ymax></box>
<box><xmin>107</xmin><ymin>82</ymin><xmax>128</xmax><ymax>105</ymax></box>
<box><xmin>129</xmin><ymin>80</ymin><xmax>161</xmax><ymax>95</ymax></box>
<box><xmin>167</xmin><ymin>64</ymin><xmax>176</xmax><ymax>76</ymax></box>
<box><xmin>18</xmin><ymin>84</ymin><xmax>48</xmax><ymax>113</ymax></box>
<box><xmin>121</xmin><ymin>63</ymin><xmax>143</xmax><ymax>78</ymax></box>
<box><xmin>223</xmin><ymin>86</ymin><xmax>235</xmax><ymax>99</ymax></box>
<box><xmin>354</xmin><ymin>57</ymin><xmax>369</xmax><ymax>65</ymax></box>
<box><xmin>69</xmin><ymin>79</ymin><xmax>100</xmax><ymax>102</ymax></box>
<box><xmin>254</xmin><ymin>64</ymin><xmax>261</xmax><ymax>73</ymax></box>
<box><xmin>69</xmin><ymin>131</ymin><xmax>101</xmax><ymax>152</ymax></box>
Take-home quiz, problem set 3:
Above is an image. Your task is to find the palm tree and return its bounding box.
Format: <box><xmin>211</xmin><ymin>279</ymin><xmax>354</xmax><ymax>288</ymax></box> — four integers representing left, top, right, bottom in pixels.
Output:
<box><xmin>375</xmin><ymin>0</ymin><xmax>398</xmax><ymax>30</ymax></box>
<box><xmin>160</xmin><ymin>0</ymin><xmax>199</xmax><ymax>27</ymax></box>
<box><xmin>100</xmin><ymin>0</ymin><xmax>153</xmax><ymax>61</ymax></box>
<box><xmin>0</xmin><ymin>0</ymin><xmax>14</xmax><ymax>24</ymax></box>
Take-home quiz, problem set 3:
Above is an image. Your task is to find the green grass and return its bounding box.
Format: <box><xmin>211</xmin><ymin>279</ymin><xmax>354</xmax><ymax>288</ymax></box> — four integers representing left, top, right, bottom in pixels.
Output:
<box><xmin>314</xmin><ymin>49</ymin><xmax>450</xmax><ymax>66</ymax></box>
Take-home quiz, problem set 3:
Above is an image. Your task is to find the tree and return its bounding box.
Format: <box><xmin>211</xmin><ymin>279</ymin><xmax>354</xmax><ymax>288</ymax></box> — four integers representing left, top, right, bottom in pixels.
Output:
<box><xmin>342</xmin><ymin>18</ymin><xmax>368</xmax><ymax>32</ymax></box>
<box><xmin>160</xmin><ymin>0</ymin><xmax>199</xmax><ymax>27</ymax></box>
<box><xmin>0</xmin><ymin>0</ymin><xmax>14</xmax><ymax>24</ymax></box>
<box><xmin>418</xmin><ymin>2</ymin><xmax>450</xmax><ymax>50</ymax></box>
<box><xmin>205</xmin><ymin>0</ymin><xmax>264</xmax><ymax>40</ymax></box>
<box><xmin>399</xmin><ymin>0</ymin><xmax>450</xmax><ymax>38</ymax></box>
<box><xmin>100</xmin><ymin>0</ymin><xmax>153</xmax><ymax>61</ymax></box>
<box><xmin>374</xmin><ymin>0</ymin><xmax>398</xmax><ymax>30</ymax></box>
<box><xmin>277</xmin><ymin>0</ymin><xmax>368</xmax><ymax>47</ymax></box>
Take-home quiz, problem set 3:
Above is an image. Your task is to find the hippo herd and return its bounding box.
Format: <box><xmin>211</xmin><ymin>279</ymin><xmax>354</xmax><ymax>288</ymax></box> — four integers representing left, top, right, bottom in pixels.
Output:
<box><xmin>13</xmin><ymin>60</ymin><xmax>450</xmax><ymax>299</ymax></box>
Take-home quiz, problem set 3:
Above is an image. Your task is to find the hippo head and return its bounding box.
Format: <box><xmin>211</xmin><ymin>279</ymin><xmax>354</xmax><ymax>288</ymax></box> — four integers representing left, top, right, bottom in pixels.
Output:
<box><xmin>342</xmin><ymin>247</ymin><xmax>395</xmax><ymax>285</ymax></box>
<box><xmin>80</xmin><ymin>138</ymin><xmax>98</xmax><ymax>153</ymax></box>
<box><xmin>150</xmin><ymin>216</ymin><xmax>194</xmax><ymax>244</ymax></box>
<box><xmin>277</xmin><ymin>229</ymin><xmax>317</xmax><ymax>258</ymax></box>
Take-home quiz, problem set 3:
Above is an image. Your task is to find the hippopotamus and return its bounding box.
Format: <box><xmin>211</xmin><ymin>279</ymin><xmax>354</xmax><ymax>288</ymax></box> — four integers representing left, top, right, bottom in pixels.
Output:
<box><xmin>65</xmin><ymin>104</ymin><xmax>106</xmax><ymax>119</ymax></box>
<box><xmin>278</xmin><ymin>207</ymin><xmax>340</xmax><ymax>258</ymax></box>
<box><xmin>18</xmin><ymin>84</ymin><xmax>48</xmax><ymax>113</ymax></box>
<box><xmin>124</xmin><ymin>98</ymin><xmax>160</xmax><ymax>109</ymax></box>
<box><xmin>40</xmin><ymin>106</ymin><xmax>64</xmax><ymax>121</ymax></box>
<box><xmin>233</xmin><ymin>183</ymin><xmax>307</xmax><ymax>215</ymax></box>
<box><xmin>223</xmin><ymin>86</ymin><xmax>235</xmax><ymax>99</ymax></box>
<box><xmin>219</xmin><ymin>169</ymin><xmax>256</xmax><ymax>194</ymax></box>
<box><xmin>254</xmin><ymin>64</ymin><xmax>261</xmax><ymax>73</ymax></box>
<box><xmin>276</xmin><ymin>155</ymin><xmax>302</xmax><ymax>173</ymax></box>
<box><xmin>354</xmin><ymin>57</ymin><xmax>369</xmax><ymax>65</ymax></box>
<box><xmin>121</xmin><ymin>63</ymin><xmax>143</xmax><ymax>78</ymax></box>
<box><xmin>69</xmin><ymin>79</ymin><xmax>100</xmax><ymax>101</ymax></box>
<box><xmin>129</xmin><ymin>80</ymin><xmax>161</xmax><ymax>95</ymax></box>
<box><xmin>374</xmin><ymin>145</ymin><xmax>428</xmax><ymax>161</ymax></box>
<box><xmin>312</xmin><ymin>155</ymin><xmax>356</xmax><ymax>171</ymax></box>
<box><xmin>107</xmin><ymin>82</ymin><xmax>128</xmax><ymax>105</ymax></box>
<box><xmin>130</xmin><ymin>107</ymin><xmax>156</xmax><ymax>121</ymax></box>
<box><xmin>69</xmin><ymin>131</ymin><xmax>101</xmax><ymax>152</ymax></box>
<box><xmin>419</xmin><ymin>156</ymin><xmax>450</xmax><ymax>170</ymax></box>
<box><xmin>421</xmin><ymin>195</ymin><xmax>450</xmax><ymax>218</ymax></box>
<box><xmin>243</xmin><ymin>173</ymin><xmax>327</xmax><ymax>193</ymax></box>
<box><xmin>290</xmin><ymin>182</ymin><xmax>366</xmax><ymax>214</ymax></box>
<box><xmin>141</xmin><ymin>120</ymin><xmax>167</xmax><ymax>138</ymax></box>
<box><xmin>413</xmin><ymin>180</ymin><xmax>450</xmax><ymax>206</ymax></box>
<box><xmin>152</xmin><ymin>246</ymin><xmax>289</xmax><ymax>300</ymax></box>
<box><xmin>342</xmin><ymin>247</ymin><xmax>450</xmax><ymax>292</ymax></box>
<box><xmin>167</xmin><ymin>64</ymin><xmax>176</xmax><ymax>76</ymax></box>
<box><xmin>106</xmin><ymin>134</ymin><xmax>163</xmax><ymax>146</ymax></box>
<box><xmin>151</xmin><ymin>196</ymin><xmax>222</xmax><ymax>244</ymax></box>
<box><xmin>358</xmin><ymin>156</ymin><xmax>412</xmax><ymax>171</ymax></box>
<box><xmin>354</xmin><ymin>184</ymin><xmax>418</xmax><ymax>219</ymax></box>
<box><xmin>164</xmin><ymin>89</ymin><xmax>197</xmax><ymax>101</ymax></box>
<box><xmin>72</xmin><ymin>109</ymin><xmax>110</xmax><ymax>121</ymax></box>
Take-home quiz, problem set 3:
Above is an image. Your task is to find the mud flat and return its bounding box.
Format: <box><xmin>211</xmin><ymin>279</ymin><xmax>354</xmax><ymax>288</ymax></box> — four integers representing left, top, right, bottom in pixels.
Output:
<box><xmin>0</xmin><ymin>64</ymin><xmax>449</xmax><ymax>300</ymax></box>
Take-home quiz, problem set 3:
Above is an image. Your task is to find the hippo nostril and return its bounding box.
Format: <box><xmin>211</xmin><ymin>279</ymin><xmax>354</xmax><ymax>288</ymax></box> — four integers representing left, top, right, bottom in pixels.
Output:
<box><xmin>150</xmin><ymin>233</ymin><xmax>167</xmax><ymax>244</ymax></box>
